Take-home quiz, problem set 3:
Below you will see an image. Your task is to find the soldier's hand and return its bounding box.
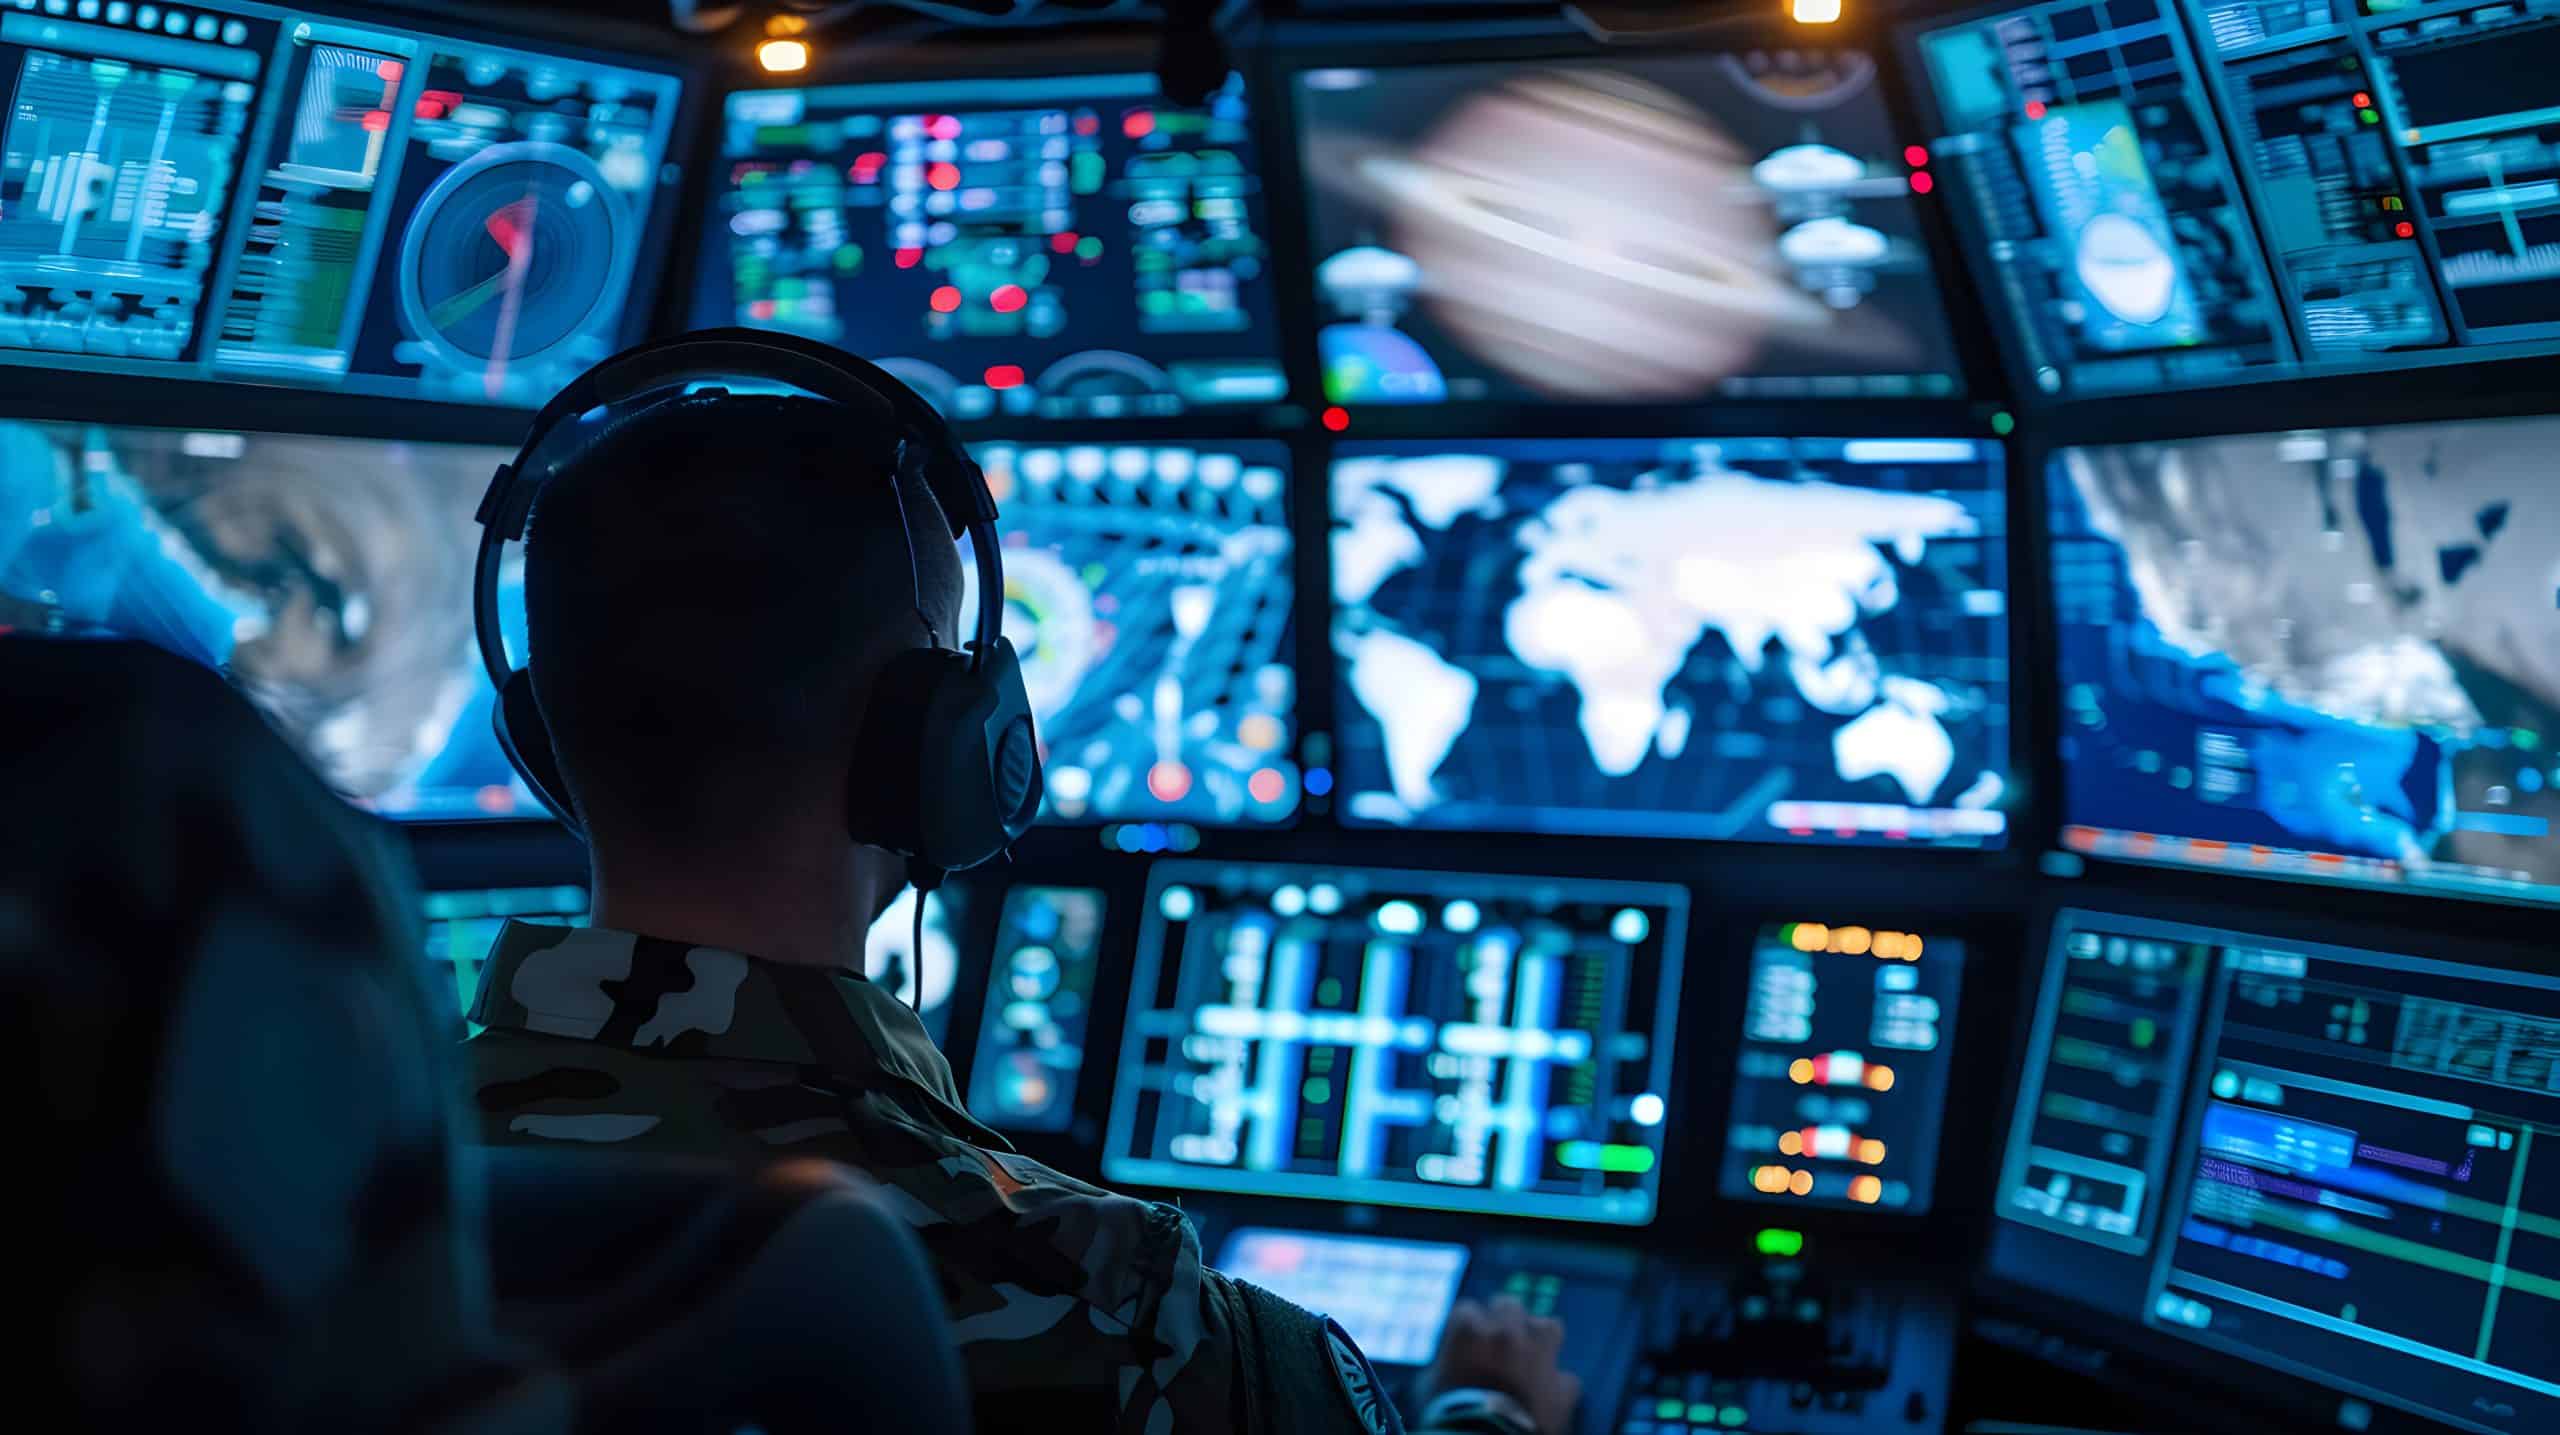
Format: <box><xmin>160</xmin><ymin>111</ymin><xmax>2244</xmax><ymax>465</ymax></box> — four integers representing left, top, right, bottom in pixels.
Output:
<box><xmin>1415</xmin><ymin>1295</ymin><xmax>1581</xmax><ymax>1435</ymax></box>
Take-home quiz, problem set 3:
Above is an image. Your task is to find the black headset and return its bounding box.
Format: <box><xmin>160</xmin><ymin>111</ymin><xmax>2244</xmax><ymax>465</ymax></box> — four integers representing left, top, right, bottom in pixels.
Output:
<box><xmin>472</xmin><ymin>328</ymin><xmax>1045</xmax><ymax>885</ymax></box>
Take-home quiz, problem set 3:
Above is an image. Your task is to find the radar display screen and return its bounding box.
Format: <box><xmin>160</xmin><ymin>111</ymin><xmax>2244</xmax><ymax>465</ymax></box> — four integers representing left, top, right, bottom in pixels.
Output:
<box><xmin>0</xmin><ymin>1</ymin><xmax>681</xmax><ymax>406</ymax></box>
<box><xmin>0</xmin><ymin>420</ymin><xmax>548</xmax><ymax>821</ymax></box>
<box><xmin>424</xmin><ymin>885</ymin><xmax>588</xmax><ymax>1024</ymax></box>
<box><xmin>1104</xmin><ymin>862</ymin><xmax>1685</xmax><ymax>1225</ymax></box>
<box><xmin>1909</xmin><ymin>0</ymin><xmax>2560</xmax><ymax>398</ymax></box>
<box><xmin>1330</xmin><ymin>437</ymin><xmax>2011</xmax><ymax>846</ymax></box>
<box><xmin>966</xmin><ymin>885</ymin><xmax>1107</xmax><ymax>1132</ymax></box>
<box><xmin>1720</xmin><ymin>921</ymin><xmax>1963</xmax><ymax>1214</ymax></box>
<box><xmin>1291</xmin><ymin>52</ymin><xmax>1964</xmax><ymax>405</ymax></box>
<box><xmin>701</xmin><ymin>73</ymin><xmax>1283</xmax><ymax>420</ymax></box>
<box><xmin>2050</xmin><ymin>419</ymin><xmax>2560</xmax><ymax>903</ymax></box>
<box><xmin>968</xmin><ymin>441</ymin><xmax>1297</xmax><ymax>827</ymax></box>
<box><xmin>2149</xmin><ymin>930</ymin><xmax>2560</xmax><ymax>1435</ymax></box>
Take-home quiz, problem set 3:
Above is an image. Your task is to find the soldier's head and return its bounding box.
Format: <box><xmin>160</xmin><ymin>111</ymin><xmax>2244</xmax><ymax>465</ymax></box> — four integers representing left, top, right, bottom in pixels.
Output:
<box><xmin>521</xmin><ymin>394</ymin><xmax>964</xmax><ymax>883</ymax></box>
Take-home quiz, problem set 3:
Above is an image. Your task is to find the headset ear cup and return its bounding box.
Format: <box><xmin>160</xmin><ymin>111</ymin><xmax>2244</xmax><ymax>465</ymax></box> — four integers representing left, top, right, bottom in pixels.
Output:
<box><xmin>493</xmin><ymin>668</ymin><xmax>580</xmax><ymax>831</ymax></box>
<box><xmin>847</xmin><ymin>647</ymin><xmax>966</xmax><ymax>858</ymax></box>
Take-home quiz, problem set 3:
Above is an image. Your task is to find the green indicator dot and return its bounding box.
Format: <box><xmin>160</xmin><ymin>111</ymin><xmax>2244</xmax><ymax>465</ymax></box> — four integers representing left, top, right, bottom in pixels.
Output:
<box><xmin>1688</xmin><ymin>1403</ymin><xmax>1717</xmax><ymax>1423</ymax></box>
<box><xmin>1754</xmin><ymin>1228</ymin><xmax>1806</xmax><ymax>1258</ymax></box>
<box><xmin>1719</xmin><ymin>1407</ymin><xmax>1750</xmax><ymax>1427</ymax></box>
<box><xmin>1656</xmin><ymin>1399</ymin><xmax>1685</xmax><ymax>1420</ymax></box>
<box><xmin>2361</xmin><ymin>109</ymin><xmax>2380</xmax><ymax>124</ymax></box>
<box><xmin>1075</xmin><ymin>235</ymin><xmax>1104</xmax><ymax>261</ymax></box>
<box><xmin>1990</xmin><ymin>410</ymin><xmax>2016</xmax><ymax>436</ymax></box>
<box><xmin>1302</xmin><ymin>1077</ymin><xmax>1331</xmax><ymax>1104</ymax></box>
<box><xmin>2130</xmin><ymin>1017</ymin><xmax>2158</xmax><ymax>1049</ymax></box>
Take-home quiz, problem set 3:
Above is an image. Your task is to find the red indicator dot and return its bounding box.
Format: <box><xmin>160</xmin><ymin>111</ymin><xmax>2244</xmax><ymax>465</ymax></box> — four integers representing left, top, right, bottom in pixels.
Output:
<box><xmin>414</xmin><ymin>99</ymin><xmax>444</xmax><ymax>120</ymax></box>
<box><xmin>1320</xmin><ymin>406</ymin><xmax>1350</xmax><ymax>432</ymax></box>
<box><xmin>377</xmin><ymin>60</ymin><xmax>403</xmax><ymax>81</ymax></box>
<box><xmin>925</xmin><ymin>114</ymin><xmax>961</xmax><ymax>141</ymax></box>
<box><xmin>1147</xmin><ymin>761</ymin><xmax>1193</xmax><ymax>803</ymax></box>
<box><xmin>2353</xmin><ymin>92</ymin><xmax>2373</xmax><ymax>109</ymax></box>
<box><xmin>1050</xmin><ymin>231</ymin><xmax>1080</xmax><ymax>254</ymax></box>
<box><xmin>1909</xmin><ymin>171</ymin><xmax>1935</xmax><ymax>195</ymax></box>
<box><xmin>1074</xmin><ymin>113</ymin><xmax>1100</xmax><ymax>136</ymax></box>
<box><xmin>990</xmin><ymin>284</ymin><xmax>1029</xmax><ymax>314</ymax></box>
<box><xmin>926</xmin><ymin>162</ymin><xmax>961</xmax><ymax>191</ymax></box>
<box><xmin>1248</xmin><ymin>768</ymin><xmax>1287</xmax><ymax>805</ymax></box>
<box><xmin>929</xmin><ymin>286</ymin><xmax>962</xmax><ymax>313</ymax></box>
<box><xmin>2024</xmin><ymin>99</ymin><xmax>2048</xmax><ymax>120</ymax></box>
<box><xmin>747</xmin><ymin>299</ymin><xmax>777</xmax><ymax>321</ymax></box>
<box><xmin>983</xmin><ymin>365</ymin><xmax>1026</xmax><ymax>390</ymax></box>
<box><xmin>360</xmin><ymin>109</ymin><xmax>391</xmax><ymax>133</ymax></box>
<box><xmin>893</xmin><ymin>248</ymin><xmax>924</xmax><ymax>269</ymax></box>
<box><xmin>1123</xmin><ymin>109</ymin><xmax>1156</xmax><ymax>139</ymax></box>
<box><xmin>2395</xmin><ymin>220</ymin><xmax>2416</xmax><ymax>238</ymax></box>
<box><xmin>1904</xmin><ymin>144</ymin><xmax>1930</xmax><ymax>167</ymax></box>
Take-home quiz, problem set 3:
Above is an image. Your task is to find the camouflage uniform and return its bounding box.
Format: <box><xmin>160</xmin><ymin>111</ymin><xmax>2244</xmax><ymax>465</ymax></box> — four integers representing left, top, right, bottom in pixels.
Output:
<box><xmin>466</xmin><ymin>922</ymin><xmax>1529</xmax><ymax>1435</ymax></box>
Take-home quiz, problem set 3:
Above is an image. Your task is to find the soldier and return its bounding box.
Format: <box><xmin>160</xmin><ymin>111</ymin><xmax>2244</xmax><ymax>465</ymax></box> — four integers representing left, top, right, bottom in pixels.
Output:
<box><xmin>464</xmin><ymin>393</ymin><xmax>1581</xmax><ymax>1435</ymax></box>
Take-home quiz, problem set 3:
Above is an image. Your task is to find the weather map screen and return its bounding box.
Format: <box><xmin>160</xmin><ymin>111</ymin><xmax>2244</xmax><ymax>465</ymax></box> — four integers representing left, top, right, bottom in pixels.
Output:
<box><xmin>2148</xmin><ymin>933</ymin><xmax>2560</xmax><ymax>1434</ymax></box>
<box><xmin>1292</xmin><ymin>51</ymin><xmax>1963</xmax><ymax>405</ymax></box>
<box><xmin>2050</xmin><ymin>419</ymin><xmax>2560</xmax><ymax>903</ymax></box>
<box><xmin>1330</xmin><ymin>438</ymin><xmax>2010</xmax><ymax>846</ymax></box>
<box><xmin>966</xmin><ymin>886</ymin><xmax>1107</xmax><ymax>1132</ymax></box>
<box><xmin>967</xmin><ymin>442</ymin><xmax>1297</xmax><ymax>827</ymax></box>
<box><xmin>701</xmin><ymin>73</ymin><xmax>1283</xmax><ymax>419</ymax></box>
<box><xmin>1910</xmin><ymin>0</ymin><xmax>2560</xmax><ymax>398</ymax></box>
<box><xmin>1722</xmin><ymin>921</ymin><xmax>1962</xmax><ymax>1214</ymax></box>
<box><xmin>0</xmin><ymin>421</ymin><xmax>546</xmax><ymax>821</ymax></box>
<box><xmin>1104</xmin><ymin>863</ymin><xmax>1685</xmax><ymax>1224</ymax></box>
<box><xmin>0</xmin><ymin>2</ymin><xmax>681</xmax><ymax>405</ymax></box>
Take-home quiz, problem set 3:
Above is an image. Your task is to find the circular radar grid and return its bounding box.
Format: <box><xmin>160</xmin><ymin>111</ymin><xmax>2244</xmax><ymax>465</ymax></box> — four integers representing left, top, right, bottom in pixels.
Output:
<box><xmin>396</xmin><ymin>141</ymin><xmax>633</xmax><ymax>380</ymax></box>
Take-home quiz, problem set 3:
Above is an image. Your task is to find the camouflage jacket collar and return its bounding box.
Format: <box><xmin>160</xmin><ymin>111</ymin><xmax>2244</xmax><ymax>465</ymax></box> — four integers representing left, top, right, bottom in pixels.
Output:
<box><xmin>471</xmin><ymin>921</ymin><xmax>979</xmax><ymax>1120</ymax></box>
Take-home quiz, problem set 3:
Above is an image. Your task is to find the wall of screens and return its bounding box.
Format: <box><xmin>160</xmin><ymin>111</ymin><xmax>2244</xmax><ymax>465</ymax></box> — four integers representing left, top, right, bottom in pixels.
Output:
<box><xmin>1906</xmin><ymin>0</ymin><xmax>2560</xmax><ymax>398</ymax></box>
<box><xmin>0</xmin><ymin>0</ymin><xmax>684</xmax><ymax>407</ymax></box>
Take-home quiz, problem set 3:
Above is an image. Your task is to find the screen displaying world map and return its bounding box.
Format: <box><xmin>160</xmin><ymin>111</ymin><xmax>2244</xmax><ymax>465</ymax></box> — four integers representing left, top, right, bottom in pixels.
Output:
<box><xmin>1328</xmin><ymin>437</ymin><xmax>2011</xmax><ymax>846</ymax></box>
<box><xmin>2052</xmin><ymin>420</ymin><xmax>2560</xmax><ymax>903</ymax></box>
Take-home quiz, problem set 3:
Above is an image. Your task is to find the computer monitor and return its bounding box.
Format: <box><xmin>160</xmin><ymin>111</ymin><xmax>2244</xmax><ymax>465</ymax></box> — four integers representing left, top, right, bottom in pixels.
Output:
<box><xmin>1291</xmin><ymin>51</ymin><xmax>1964</xmax><ymax>405</ymax></box>
<box><xmin>422</xmin><ymin>885</ymin><xmax>589</xmax><ymax>1021</ymax></box>
<box><xmin>868</xmin><ymin>886</ymin><xmax>963</xmax><ymax>1047</ymax></box>
<box><xmin>698</xmin><ymin>72</ymin><xmax>1283</xmax><ymax>419</ymax></box>
<box><xmin>0</xmin><ymin>420</ymin><xmax>546</xmax><ymax>820</ymax></box>
<box><xmin>966</xmin><ymin>885</ymin><xmax>1107</xmax><ymax>1132</ymax></box>
<box><xmin>0</xmin><ymin>1</ymin><xmax>682</xmax><ymax>405</ymax></box>
<box><xmin>2152</xmin><ymin>925</ymin><xmax>2558</xmax><ymax>1433</ymax></box>
<box><xmin>1906</xmin><ymin>0</ymin><xmax>2560</xmax><ymax>398</ymax></box>
<box><xmin>1103</xmin><ymin>862</ymin><xmax>1686</xmax><ymax>1224</ymax></box>
<box><xmin>2049</xmin><ymin>418</ymin><xmax>2560</xmax><ymax>903</ymax></box>
<box><xmin>1215</xmin><ymin>1229</ymin><xmax>1470</xmax><ymax>1367</ymax></box>
<box><xmin>1719</xmin><ymin>921</ymin><xmax>1963</xmax><ymax>1214</ymax></box>
<box><xmin>967</xmin><ymin>441</ymin><xmax>1298</xmax><ymax>826</ymax></box>
<box><xmin>1330</xmin><ymin>436</ymin><xmax>2010</xmax><ymax>845</ymax></box>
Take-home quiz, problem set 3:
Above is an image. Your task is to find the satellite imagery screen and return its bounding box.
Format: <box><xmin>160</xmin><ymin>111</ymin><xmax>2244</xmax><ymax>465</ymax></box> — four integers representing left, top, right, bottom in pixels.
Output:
<box><xmin>1294</xmin><ymin>50</ymin><xmax>1963</xmax><ymax>405</ymax></box>
<box><xmin>1330</xmin><ymin>437</ymin><xmax>2010</xmax><ymax>846</ymax></box>
<box><xmin>967</xmin><ymin>441</ymin><xmax>1298</xmax><ymax>827</ymax></box>
<box><xmin>2051</xmin><ymin>419</ymin><xmax>2560</xmax><ymax>902</ymax></box>
<box><xmin>0</xmin><ymin>421</ymin><xmax>538</xmax><ymax>820</ymax></box>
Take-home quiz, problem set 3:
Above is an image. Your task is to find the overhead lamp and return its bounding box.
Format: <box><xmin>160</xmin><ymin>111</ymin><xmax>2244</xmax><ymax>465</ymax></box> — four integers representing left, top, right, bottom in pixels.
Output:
<box><xmin>757</xmin><ymin>11</ymin><xmax>811</xmax><ymax>73</ymax></box>
<box><xmin>1791</xmin><ymin>0</ymin><xmax>1843</xmax><ymax>22</ymax></box>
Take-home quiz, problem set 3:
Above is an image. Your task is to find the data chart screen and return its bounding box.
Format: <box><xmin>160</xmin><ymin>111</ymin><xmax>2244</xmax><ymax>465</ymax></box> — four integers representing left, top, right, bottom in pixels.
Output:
<box><xmin>1294</xmin><ymin>51</ymin><xmax>1963</xmax><ymax>405</ymax></box>
<box><xmin>2050</xmin><ymin>419</ymin><xmax>2560</xmax><ymax>903</ymax></box>
<box><xmin>967</xmin><ymin>442</ymin><xmax>1297</xmax><ymax>827</ymax></box>
<box><xmin>702</xmin><ymin>73</ymin><xmax>1283</xmax><ymax>419</ymax></box>
<box><xmin>2147</xmin><ymin>932</ymin><xmax>2560</xmax><ymax>1434</ymax></box>
<box><xmin>1330</xmin><ymin>437</ymin><xmax>2010</xmax><ymax>847</ymax></box>
<box><xmin>0</xmin><ymin>1</ymin><xmax>682</xmax><ymax>405</ymax></box>
<box><xmin>1996</xmin><ymin>911</ymin><xmax>2215</xmax><ymax>1254</ymax></box>
<box><xmin>1720</xmin><ymin>921</ymin><xmax>1963</xmax><ymax>1214</ymax></box>
<box><xmin>1216</xmin><ymin>1229</ymin><xmax>1470</xmax><ymax>1367</ymax></box>
<box><xmin>965</xmin><ymin>886</ymin><xmax>1107</xmax><ymax>1132</ymax></box>
<box><xmin>1909</xmin><ymin>0</ymin><xmax>2560</xmax><ymax>397</ymax></box>
<box><xmin>1104</xmin><ymin>863</ymin><xmax>1686</xmax><ymax>1224</ymax></box>
<box><xmin>0</xmin><ymin>420</ymin><xmax>546</xmax><ymax>821</ymax></box>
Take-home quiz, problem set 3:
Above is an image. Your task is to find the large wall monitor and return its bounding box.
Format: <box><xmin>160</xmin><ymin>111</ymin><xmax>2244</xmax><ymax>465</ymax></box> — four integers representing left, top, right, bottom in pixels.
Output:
<box><xmin>1986</xmin><ymin>912</ymin><xmax>2560</xmax><ymax>1434</ymax></box>
<box><xmin>1293</xmin><ymin>51</ymin><xmax>1964</xmax><ymax>406</ymax></box>
<box><xmin>1330</xmin><ymin>436</ymin><xmax>2010</xmax><ymax>846</ymax></box>
<box><xmin>1909</xmin><ymin>0</ymin><xmax>2560</xmax><ymax>398</ymax></box>
<box><xmin>1104</xmin><ymin>862</ymin><xmax>1686</xmax><ymax>1224</ymax></box>
<box><xmin>700</xmin><ymin>73</ymin><xmax>1282</xmax><ymax>419</ymax></box>
<box><xmin>968</xmin><ymin>441</ymin><xmax>1298</xmax><ymax>827</ymax></box>
<box><xmin>1720</xmin><ymin>920</ymin><xmax>1963</xmax><ymax>1214</ymax></box>
<box><xmin>0</xmin><ymin>1</ymin><xmax>681</xmax><ymax>405</ymax></box>
<box><xmin>0</xmin><ymin>420</ymin><xmax>543</xmax><ymax>820</ymax></box>
<box><xmin>2049</xmin><ymin>418</ymin><xmax>2560</xmax><ymax>904</ymax></box>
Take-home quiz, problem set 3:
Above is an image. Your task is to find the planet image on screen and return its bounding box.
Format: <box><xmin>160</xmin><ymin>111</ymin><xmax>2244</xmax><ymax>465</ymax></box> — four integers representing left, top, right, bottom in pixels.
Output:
<box><xmin>1361</xmin><ymin>71</ymin><xmax>1829</xmax><ymax>400</ymax></box>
